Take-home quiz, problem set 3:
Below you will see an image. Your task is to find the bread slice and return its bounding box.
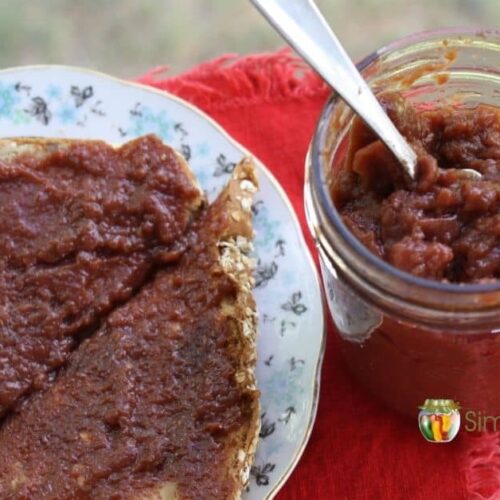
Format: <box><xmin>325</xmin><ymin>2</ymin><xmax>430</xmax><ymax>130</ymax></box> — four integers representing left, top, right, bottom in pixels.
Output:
<box><xmin>0</xmin><ymin>158</ymin><xmax>260</xmax><ymax>500</ymax></box>
<box><xmin>0</xmin><ymin>135</ymin><xmax>204</xmax><ymax>417</ymax></box>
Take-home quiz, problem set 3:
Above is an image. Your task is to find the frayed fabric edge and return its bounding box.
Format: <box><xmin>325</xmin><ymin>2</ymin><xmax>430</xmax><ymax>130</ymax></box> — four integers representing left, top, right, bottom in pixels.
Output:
<box><xmin>135</xmin><ymin>48</ymin><xmax>330</xmax><ymax>111</ymax></box>
<box><xmin>465</xmin><ymin>432</ymin><xmax>500</xmax><ymax>499</ymax></box>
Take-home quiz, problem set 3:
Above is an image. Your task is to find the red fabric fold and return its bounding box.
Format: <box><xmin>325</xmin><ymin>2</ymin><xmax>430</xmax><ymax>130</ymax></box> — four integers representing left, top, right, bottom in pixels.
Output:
<box><xmin>138</xmin><ymin>50</ymin><xmax>481</xmax><ymax>500</ymax></box>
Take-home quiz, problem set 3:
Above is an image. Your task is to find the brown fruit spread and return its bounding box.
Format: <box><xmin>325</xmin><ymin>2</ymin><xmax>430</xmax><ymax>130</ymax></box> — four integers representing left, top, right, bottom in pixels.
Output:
<box><xmin>0</xmin><ymin>135</ymin><xmax>201</xmax><ymax>416</ymax></box>
<box><xmin>0</xmin><ymin>176</ymin><xmax>257</xmax><ymax>499</ymax></box>
<box><xmin>331</xmin><ymin>93</ymin><xmax>499</xmax><ymax>282</ymax></box>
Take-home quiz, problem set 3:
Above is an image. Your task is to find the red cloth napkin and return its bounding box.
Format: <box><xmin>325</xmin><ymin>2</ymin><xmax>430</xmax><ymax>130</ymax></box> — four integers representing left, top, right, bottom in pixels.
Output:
<box><xmin>137</xmin><ymin>51</ymin><xmax>491</xmax><ymax>500</ymax></box>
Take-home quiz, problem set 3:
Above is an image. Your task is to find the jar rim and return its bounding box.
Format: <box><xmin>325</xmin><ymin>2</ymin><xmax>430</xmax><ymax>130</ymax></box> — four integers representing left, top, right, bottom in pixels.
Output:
<box><xmin>310</xmin><ymin>27</ymin><xmax>500</xmax><ymax>299</ymax></box>
<box><xmin>369</xmin><ymin>26</ymin><xmax>500</xmax><ymax>61</ymax></box>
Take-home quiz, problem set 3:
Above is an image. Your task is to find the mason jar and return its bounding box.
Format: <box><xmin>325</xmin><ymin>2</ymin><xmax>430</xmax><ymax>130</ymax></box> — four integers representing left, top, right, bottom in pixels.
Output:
<box><xmin>305</xmin><ymin>28</ymin><xmax>500</xmax><ymax>417</ymax></box>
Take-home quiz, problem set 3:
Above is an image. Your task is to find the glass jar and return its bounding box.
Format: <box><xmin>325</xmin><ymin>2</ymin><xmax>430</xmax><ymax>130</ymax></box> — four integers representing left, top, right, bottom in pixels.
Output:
<box><xmin>305</xmin><ymin>28</ymin><xmax>500</xmax><ymax>417</ymax></box>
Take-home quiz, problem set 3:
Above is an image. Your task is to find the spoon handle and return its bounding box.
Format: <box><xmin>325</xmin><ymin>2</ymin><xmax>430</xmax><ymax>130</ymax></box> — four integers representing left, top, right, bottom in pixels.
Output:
<box><xmin>250</xmin><ymin>0</ymin><xmax>417</xmax><ymax>179</ymax></box>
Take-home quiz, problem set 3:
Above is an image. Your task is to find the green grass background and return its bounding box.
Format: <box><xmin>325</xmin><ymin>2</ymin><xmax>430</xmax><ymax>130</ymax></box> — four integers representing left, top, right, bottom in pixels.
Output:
<box><xmin>0</xmin><ymin>0</ymin><xmax>497</xmax><ymax>77</ymax></box>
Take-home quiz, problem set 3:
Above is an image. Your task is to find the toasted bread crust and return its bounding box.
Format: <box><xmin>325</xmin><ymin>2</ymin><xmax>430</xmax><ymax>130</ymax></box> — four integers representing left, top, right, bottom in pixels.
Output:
<box><xmin>215</xmin><ymin>159</ymin><xmax>260</xmax><ymax>498</ymax></box>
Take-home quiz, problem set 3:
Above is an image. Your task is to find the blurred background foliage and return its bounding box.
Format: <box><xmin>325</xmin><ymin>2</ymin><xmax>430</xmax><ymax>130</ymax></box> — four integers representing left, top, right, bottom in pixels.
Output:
<box><xmin>0</xmin><ymin>0</ymin><xmax>497</xmax><ymax>77</ymax></box>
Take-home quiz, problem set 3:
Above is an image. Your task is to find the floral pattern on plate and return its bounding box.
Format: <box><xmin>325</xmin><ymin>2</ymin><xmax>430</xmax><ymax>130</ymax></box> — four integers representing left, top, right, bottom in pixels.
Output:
<box><xmin>0</xmin><ymin>66</ymin><xmax>325</xmax><ymax>499</ymax></box>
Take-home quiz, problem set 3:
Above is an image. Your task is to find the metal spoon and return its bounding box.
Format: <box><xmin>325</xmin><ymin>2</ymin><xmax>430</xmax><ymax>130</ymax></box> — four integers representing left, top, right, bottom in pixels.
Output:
<box><xmin>250</xmin><ymin>0</ymin><xmax>482</xmax><ymax>181</ymax></box>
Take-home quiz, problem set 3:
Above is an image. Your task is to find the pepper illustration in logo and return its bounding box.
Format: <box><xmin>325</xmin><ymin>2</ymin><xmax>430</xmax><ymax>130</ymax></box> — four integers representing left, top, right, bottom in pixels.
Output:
<box><xmin>418</xmin><ymin>399</ymin><xmax>460</xmax><ymax>443</ymax></box>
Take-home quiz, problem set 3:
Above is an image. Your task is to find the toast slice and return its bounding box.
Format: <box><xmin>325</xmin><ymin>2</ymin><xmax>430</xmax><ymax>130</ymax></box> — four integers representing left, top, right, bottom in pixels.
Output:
<box><xmin>0</xmin><ymin>135</ymin><xmax>203</xmax><ymax>416</ymax></box>
<box><xmin>0</xmin><ymin>159</ymin><xmax>260</xmax><ymax>500</ymax></box>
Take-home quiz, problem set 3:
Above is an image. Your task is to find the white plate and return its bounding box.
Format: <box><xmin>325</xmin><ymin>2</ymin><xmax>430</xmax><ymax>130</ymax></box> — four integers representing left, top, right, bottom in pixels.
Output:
<box><xmin>0</xmin><ymin>66</ymin><xmax>325</xmax><ymax>499</ymax></box>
